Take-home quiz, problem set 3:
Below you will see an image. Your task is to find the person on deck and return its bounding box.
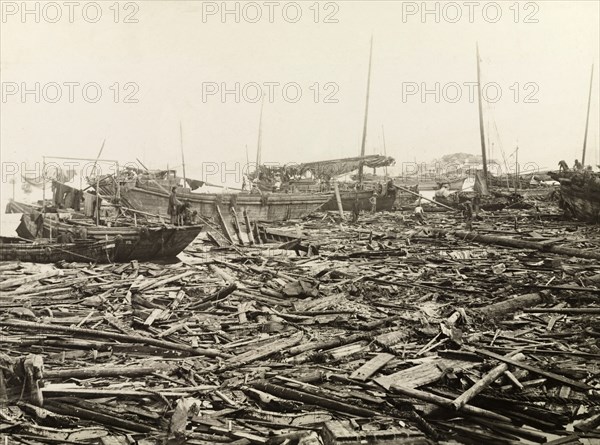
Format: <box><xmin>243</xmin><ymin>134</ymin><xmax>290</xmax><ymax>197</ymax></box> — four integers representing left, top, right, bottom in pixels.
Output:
<box><xmin>168</xmin><ymin>187</ymin><xmax>181</xmax><ymax>225</ymax></box>
<box><xmin>386</xmin><ymin>178</ymin><xmax>396</xmax><ymax>196</ymax></box>
<box><xmin>573</xmin><ymin>159</ymin><xmax>583</xmax><ymax>170</ymax></box>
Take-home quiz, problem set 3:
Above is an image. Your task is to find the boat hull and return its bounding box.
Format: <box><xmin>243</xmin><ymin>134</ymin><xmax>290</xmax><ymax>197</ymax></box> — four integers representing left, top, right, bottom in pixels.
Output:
<box><xmin>320</xmin><ymin>190</ymin><xmax>396</xmax><ymax>212</ymax></box>
<box><xmin>549</xmin><ymin>171</ymin><xmax>600</xmax><ymax>224</ymax></box>
<box><xmin>114</xmin><ymin>183</ymin><xmax>332</xmax><ymax>223</ymax></box>
<box><xmin>15</xmin><ymin>213</ymin><xmax>202</xmax><ymax>262</ymax></box>
<box><xmin>0</xmin><ymin>238</ymin><xmax>116</xmax><ymax>263</ymax></box>
<box><xmin>558</xmin><ymin>185</ymin><xmax>600</xmax><ymax>223</ymax></box>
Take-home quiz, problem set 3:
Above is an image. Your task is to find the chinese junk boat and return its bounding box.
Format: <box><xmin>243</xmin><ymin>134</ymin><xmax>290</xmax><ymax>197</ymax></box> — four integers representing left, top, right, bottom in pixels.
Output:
<box><xmin>15</xmin><ymin>211</ymin><xmax>202</xmax><ymax>262</ymax></box>
<box><xmin>549</xmin><ymin>170</ymin><xmax>600</xmax><ymax>223</ymax></box>
<box><xmin>548</xmin><ymin>64</ymin><xmax>599</xmax><ymax>223</ymax></box>
<box><xmin>253</xmin><ymin>155</ymin><xmax>399</xmax><ymax>212</ymax></box>
<box><xmin>300</xmin><ymin>156</ymin><xmax>398</xmax><ymax>212</ymax></box>
<box><xmin>0</xmin><ymin>236</ymin><xmax>116</xmax><ymax>263</ymax></box>
<box><xmin>95</xmin><ymin>170</ymin><xmax>333</xmax><ymax>224</ymax></box>
<box><xmin>6</xmin><ymin>199</ymin><xmax>202</xmax><ymax>262</ymax></box>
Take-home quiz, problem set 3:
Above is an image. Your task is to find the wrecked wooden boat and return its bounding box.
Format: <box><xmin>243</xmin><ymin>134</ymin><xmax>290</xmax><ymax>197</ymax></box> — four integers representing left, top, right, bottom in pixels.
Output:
<box><xmin>253</xmin><ymin>155</ymin><xmax>399</xmax><ymax>212</ymax></box>
<box><xmin>94</xmin><ymin>171</ymin><xmax>333</xmax><ymax>224</ymax></box>
<box><xmin>549</xmin><ymin>170</ymin><xmax>600</xmax><ymax>223</ymax></box>
<box><xmin>11</xmin><ymin>209</ymin><xmax>202</xmax><ymax>262</ymax></box>
<box><xmin>0</xmin><ymin>236</ymin><xmax>116</xmax><ymax>263</ymax></box>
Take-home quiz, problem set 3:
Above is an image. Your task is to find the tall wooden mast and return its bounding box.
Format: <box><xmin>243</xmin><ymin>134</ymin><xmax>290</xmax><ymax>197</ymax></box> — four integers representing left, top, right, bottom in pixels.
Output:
<box><xmin>179</xmin><ymin>122</ymin><xmax>187</xmax><ymax>187</ymax></box>
<box><xmin>476</xmin><ymin>43</ymin><xmax>489</xmax><ymax>188</ymax></box>
<box><xmin>255</xmin><ymin>95</ymin><xmax>265</xmax><ymax>174</ymax></box>
<box><xmin>581</xmin><ymin>64</ymin><xmax>594</xmax><ymax>166</ymax></box>
<box><xmin>357</xmin><ymin>36</ymin><xmax>373</xmax><ymax>185</ymax></box>
<box><xmin>381</xmin><ymin>125</ymin><xmax>388</xmax><ymax>179</ymax></box>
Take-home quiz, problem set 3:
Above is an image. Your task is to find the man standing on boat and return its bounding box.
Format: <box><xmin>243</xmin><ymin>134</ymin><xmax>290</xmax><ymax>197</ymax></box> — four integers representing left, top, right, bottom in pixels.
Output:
<box><xmin>168</xmin><ymin>187</ymin><xmax>181</xmax><ymax>225</ymax></box>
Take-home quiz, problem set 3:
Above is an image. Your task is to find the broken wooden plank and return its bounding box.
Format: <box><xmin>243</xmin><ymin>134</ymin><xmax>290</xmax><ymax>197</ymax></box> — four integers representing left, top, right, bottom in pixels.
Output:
<box><xmin>350</xmin><ymin>353</ymin><xmax>395</xmax><ymax>382</ymax></box>
<box><xmin>374</xmin><ymin>357</ymin><xmax>479</xmax><ymax>390</ymax></box>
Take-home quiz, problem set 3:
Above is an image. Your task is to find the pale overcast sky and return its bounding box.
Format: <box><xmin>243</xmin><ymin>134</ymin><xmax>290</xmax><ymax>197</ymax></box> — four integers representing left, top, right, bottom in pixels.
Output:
<box><xmin>1</xmin><ymin>0</ymin><xmax>599</xmax><ymax>194</ymax></box>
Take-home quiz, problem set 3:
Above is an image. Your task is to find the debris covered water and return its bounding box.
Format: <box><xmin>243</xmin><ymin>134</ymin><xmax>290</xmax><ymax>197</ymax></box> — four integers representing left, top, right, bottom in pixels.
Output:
<box><xmin>1</xmin><ymin>203</ymin><xmax>599</xmax><ymax>445</ymax></box>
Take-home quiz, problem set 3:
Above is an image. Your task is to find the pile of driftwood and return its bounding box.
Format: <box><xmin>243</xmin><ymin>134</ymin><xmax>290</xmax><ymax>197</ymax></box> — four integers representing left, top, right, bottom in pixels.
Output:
<box><xmin>1</xmin><ymin>206</ymin><xmax>599</xmax><ymax>445</ymax></box>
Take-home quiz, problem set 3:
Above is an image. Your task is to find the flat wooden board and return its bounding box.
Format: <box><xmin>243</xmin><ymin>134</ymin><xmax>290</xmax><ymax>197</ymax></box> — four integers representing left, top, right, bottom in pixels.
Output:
<box><xmin>374</xmin><ymin>358</ymin><xmax>478</xmax><ymax>390</ymax></box>
<box><xmin>350</xmin><ymin>353</ymin><xmax>395</xmax><ymax>381</ymax></box>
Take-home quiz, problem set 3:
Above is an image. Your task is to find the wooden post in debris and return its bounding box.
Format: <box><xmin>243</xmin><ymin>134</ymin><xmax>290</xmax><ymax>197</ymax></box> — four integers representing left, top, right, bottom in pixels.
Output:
<box><xmin>231</xmin><ymin>208</ymin><xmax>246</xmax><ymax>245</ymax></box>
<box><xmin>253</xmin><ymin>222</ymin><xmax>263</xmax><ymax>244</ymax></box>
<box><xmin>333</xmin><ymin>182</ymin><xmax>344</xmax><ymax>220</ymax></box>
<box><xmin>215</xmin><ymin>205</ymin><xmax>235</xmax><ymax>244</ymax></box>
<box><xmin>243</xmin><ymin>210</ymin><xmax>255</xmax><ymax>244</ymax></box>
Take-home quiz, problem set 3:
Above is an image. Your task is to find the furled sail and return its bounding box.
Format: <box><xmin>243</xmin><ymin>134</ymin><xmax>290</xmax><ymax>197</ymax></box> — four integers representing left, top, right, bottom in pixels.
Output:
<box><xmin>296</xmin><ymin>155</ymin><xmax>395</xmax><ymax>179</ymax></box>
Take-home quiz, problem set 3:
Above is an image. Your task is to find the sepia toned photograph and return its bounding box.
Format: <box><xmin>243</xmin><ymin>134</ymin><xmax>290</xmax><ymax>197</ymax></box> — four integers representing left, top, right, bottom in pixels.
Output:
<box><xmin>1</xmin><ymin>1</ymin><xmax>599</xmax><ymax>443</ymax></box>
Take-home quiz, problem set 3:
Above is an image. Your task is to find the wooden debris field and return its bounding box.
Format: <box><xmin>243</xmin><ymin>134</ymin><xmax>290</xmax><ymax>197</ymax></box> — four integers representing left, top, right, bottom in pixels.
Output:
<box><xmin>1</xmin><ymin>205</ymin><xmax>599</xmax><ymax>445</ymax></box>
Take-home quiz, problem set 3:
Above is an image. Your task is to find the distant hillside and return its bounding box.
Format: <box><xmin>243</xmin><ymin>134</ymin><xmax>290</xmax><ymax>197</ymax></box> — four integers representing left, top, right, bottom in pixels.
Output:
<box><xmin>432</xmin><ymin>153</ymin><xmax>499</xmax><ymax>166</ymax></box>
